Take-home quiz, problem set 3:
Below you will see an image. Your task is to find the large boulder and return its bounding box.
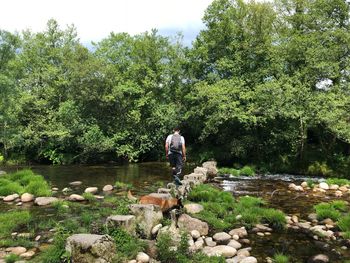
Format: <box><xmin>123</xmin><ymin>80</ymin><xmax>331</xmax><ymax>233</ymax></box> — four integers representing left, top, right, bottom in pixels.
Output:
<box><xmin>184</xmin><ymin>203</ymin><xmax>204</xmax><ymax>214</ymax></box>
<box><xmin>34</xmin><ymin>197</ymin><xmax>58</xmax><ymax>206</ymax></box>
<box><xmin>129</xmin><ymin>204</ymin><xmax>163</xmax><ymax>239</ymax></box>
<box><xmin>202</xmin><ymin>161</ymin><xmax>218</xmax><ymax>177</ymax></box>
<box><xmin>184</xmin><ymin>173</ymin><xmax>206</xmax><ymax>184</ymax></box>
<box><xmin>66</xmin><ymin>234</ymin><xmax>115</xmax><ymax>263</ymax></box>
<box><xmin>21</xmin><ymin>193</ymin><xmax>34</xmax><ymax>202</ymax></box>
<box><xmin>3</xmin><ymin>194</ymin><xmax>19</xmax><ymax>202</ymax></box>
<box><xmin>106</xmin><ymin>215</ymin><xmax>136</xmax><ymax>235</ymax></box>
<box><xmin>177</xmin><ymin>214</ymin><xmax>208</xmax><ymax>236</ymax></box>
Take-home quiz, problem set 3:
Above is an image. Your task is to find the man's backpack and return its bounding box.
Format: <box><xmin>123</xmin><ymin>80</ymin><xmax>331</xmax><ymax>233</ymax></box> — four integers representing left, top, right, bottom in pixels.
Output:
<box><xmin>170</xmin><ymin>134</ymin><xmax>182</xmax><ymax>154</ymax></box>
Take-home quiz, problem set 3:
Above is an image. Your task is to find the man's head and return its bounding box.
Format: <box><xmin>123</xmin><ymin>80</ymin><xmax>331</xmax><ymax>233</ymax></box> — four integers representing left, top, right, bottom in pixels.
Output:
<box><xmin>173</xmin><ymin>126</ymin><xmax>180</xmax><ymax>133</ymax></box>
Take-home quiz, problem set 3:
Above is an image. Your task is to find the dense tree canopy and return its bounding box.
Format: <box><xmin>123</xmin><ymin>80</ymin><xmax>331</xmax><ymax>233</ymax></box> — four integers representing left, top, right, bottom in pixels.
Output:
<box><xmin>0</xmin><ymin>1</ymin><xmax>349</xmax><ymax>176</ymax></box>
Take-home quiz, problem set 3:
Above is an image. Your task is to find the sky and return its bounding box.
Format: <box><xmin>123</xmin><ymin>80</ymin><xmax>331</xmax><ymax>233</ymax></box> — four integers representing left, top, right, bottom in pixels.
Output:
<box><xmin>1</xmin><ymin>0</ymin><xmax>214</xmax><ymax>46</ymax></box>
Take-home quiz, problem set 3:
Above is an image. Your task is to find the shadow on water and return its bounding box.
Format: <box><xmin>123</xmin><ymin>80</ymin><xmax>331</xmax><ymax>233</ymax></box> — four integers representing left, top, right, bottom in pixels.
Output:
<box><xmin>217</xmin><ymin>174</ymin><xmax>350</xmax><ymax>262</ymax></box>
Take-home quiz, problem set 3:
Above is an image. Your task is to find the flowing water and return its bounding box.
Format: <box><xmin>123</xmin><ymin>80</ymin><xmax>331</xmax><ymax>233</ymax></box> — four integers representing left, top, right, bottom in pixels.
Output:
<box><xmin>1</xmin><ymin>164</ymin><xmax>350</xmax><ymax>262</ymax></box>
<box><xmin>217</xmin><ymin>174</ymin><xmax>350</xmax><ymax>262</ymax></box>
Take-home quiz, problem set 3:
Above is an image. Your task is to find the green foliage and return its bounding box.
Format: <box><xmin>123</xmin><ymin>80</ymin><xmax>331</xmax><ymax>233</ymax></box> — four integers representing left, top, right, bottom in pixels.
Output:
<box><xmin>107</xmin><ymin>227</ymin><xmax>146</xmax><ymax>260</ymax></box>
<box><xmin>52</xmin><ymin>200</ymin><xmax>70</xmax><ymax>214</ymax></box>
<box><xmin>240</xmin><ymin>166</ymin><xmax>256</xmax><ymax>176</ymax></box>
<box><xmin>273</xmin><ymin>253</ymin><xmax>289</xmax><ymax>263</ymax></box>
<box><xmin>0</xmin><ymin>237</ymin><xmax>34</xmax><ymax>248</ymax></box>
<box><xmin>82</xmin><ymin>192</ymin><xmax>97</xmax><ymax>202</ymax></box>
<box><xmin>307</xmin><ymin>162</ymin><xmax>333</xmax><ymax>176</ymax></box>
<box><xmin>326</xmin><ymin>178</ymin><xmax>350</xmax><ymax>186</ymax></box>
<box><xmin>114</xmin><ymin>181</ymin><xmax>133</xmax><ymax>191</ymax></box>
<box><xmin>313</xmin><ymin>201</ymin><xmax>347</xmax><ymax>221</ymax></box>
<box><xmin>338</xmin><ymin>214</ymin><xmax>350</xmax><ymax>232</ymax></box>
<box><xmin>0</xmin><ymin>210</ymin><xmax>31</xmax><ymax>238</ymax></box>
<box><xmin>218</xmin><ymin>167</ymin><xmax>240</xmax><ymax>176</ymax></box>
<box><xmin>262</xmin><ymin>209</ymin><xmax>287</xmax><ymax>230</ymax></box>
<box><xmin>4</xmin><ymin>254</ymin><xmax>20</xmax><ymax>263</ymax></box>
<box><xmin>0</xmin><ymin>169</ymin><xmax>51</xmax><ymax>196</ymax></box>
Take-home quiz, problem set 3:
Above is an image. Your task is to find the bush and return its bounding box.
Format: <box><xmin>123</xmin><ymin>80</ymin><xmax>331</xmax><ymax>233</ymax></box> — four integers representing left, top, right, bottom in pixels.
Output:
<box><xmin>24</xmin><ymin>178</ymin><xmax>52</xmax><ymax>196</ymax></box>
<box><xmin>338</xmin><ymin>214</ymin><xmax>350</xmax><ymax>232</ymax></box>
<box><xmin>218</xmin><ymin>167</ymin><xmax>240</xmax><ymax>176</ymax></box>
<box><xmin>240</xmin><ymin>165</ymin><xmax>255</xmax><ymax>176</ymax></box>
<box><xmin>307</xmin><ymin>161</ymin><xmax>333</xmax><ymax>176</ymax></box>
<box><xmin>262</xmin><ymin>209</ymin><xmax>286</xmax><ymax>230</ymax></box>
<box><xmin>314</xmin><ymin>202</ymin><xmax>342</xmax><ymax>221</ymax></box>
<box><xmin>0</xmin><ymin>179</ymin><xmax>24</xmax><ymax>195</ymax></box>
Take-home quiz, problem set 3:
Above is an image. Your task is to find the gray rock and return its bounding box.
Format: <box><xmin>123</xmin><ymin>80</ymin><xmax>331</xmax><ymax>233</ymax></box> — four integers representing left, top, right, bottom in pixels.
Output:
<box><xmin>102</xmin><ymin>185</ymin><xmax>113</xmax><ymax>192</ymax></box>
<box><xmin>5</xmin><ymin>246</ymin><xmax>27</xmax><ymax>255</ymax></box>
<box><xmin>129</xmin><ymin>204</ymin><xmax>163</xmax><ymax>239</ymax></box>
<box><xmin>205</xmin><ymin>237</ymin><xmax>217</xmax><ymax>247</ymax></box>
<box><xmin>319</xmin><ymin>182</ymin><xmax>329</xmax><ymax>190</ymax></box>
<box><xmin>3</xmin><ymin>193</ymin><xmax>20</xmax><ymax>202</ymax></box>
<box><xmin>227</xmin><ymin>239</ymin><xmax>242</xmax><ymax>249</ymax></box>
<box><xmin>184</xmin><ymin>203</ymin><xmax>204</xmax><ymax>214</ymax></box>
<box><xmin>136</xmin><ymin>252</ymin><xmax>150</xmax><ymax>263</ymax></box>
<box><xmin>213</xmin><ymin>232</ymin><xmax>231</xmax><ymax>244</ymax></box>
<box><xmin>184</xmin><ymin>173</ymin><xmax>207</xmax><ymax>183</ymax></box>
<box><xmin>0</xmin><ymin>170</ymin><xmax>7</xmax><ymax>175</ymax></box>
<box><xmin>203</xmin><ymin>245</ymin><xmax>237</xmax><ymax>258</ymax></box>
<box><xmin>34</xmin><ymin>197</ymin><xmax>58</xmax><ymax>206</ymax></box>
<box><xmin>69</xmin><ymin>181</ymin><xmax>82</xmax><ymax>186</ymax></box>
<box><xmin>106</xmin><ymin>215</ymin><xmax>136</xmax><ymax>235</ymax></box>
<box><xmin>202</xmin><ymin>161</ymin><xmax>218</xmax><ymax>177</ymax></box>
<box><xmin>177</xmin><ymin>214</ymin><xmax>209</xmax><ymax>236</ymax></box>
<box><xmin>151</xmin><ymin>224</ymin><xmax>162</xmax><ymax>235</ymax></box>
<box><xmin>66</xmin><ymin>234</ymin><xmax>116</xmax><ymax>263</ymax></box>
<box><xmin>68</xmin><ymin>194</ymin><xmax>85</xmax><ymax>201</ymax></box>
<box><xmin>194</xmin><ymin>167</ymin><xmax>208</xmax><ymax>176</ymax></box>
<box><xmin>191</xmin><ymin>230</ymin><xmax>201</xmax><ymax>239</ymax></box>
<box><xmin>308</xmin><ymin>254</ymin><xmax>329</xmax><ymax>263</ymax></box>
<box><xmin>229</xmin><ymin>227</ymin><xmax>248</xmax><ymax>238</ymax></box>
<box><xmin>85</xmin><ymin>187</ymin><xmax>98</xmax><ymax>194</ymax></box>
<box><xmin>20</xmin><ymin>193</ymin><xmax>33</xmax><ymax>203</ymax></box>
<box><xmin>240</xmin><ymin>257</ymin><xmax>258</xmax><ymax>263</ymax></box>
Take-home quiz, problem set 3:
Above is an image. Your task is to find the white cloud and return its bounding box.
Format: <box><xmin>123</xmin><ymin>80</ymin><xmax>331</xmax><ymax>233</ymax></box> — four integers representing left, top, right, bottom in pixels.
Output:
<box><xmin>0</xmin><ymin>0</ymin><xmax>213</xmax><ymax>43</ymax></box>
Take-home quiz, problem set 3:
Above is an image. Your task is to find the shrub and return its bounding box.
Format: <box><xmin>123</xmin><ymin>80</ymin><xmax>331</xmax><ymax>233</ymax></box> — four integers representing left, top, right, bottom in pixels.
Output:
<box><xmin>314</xmin><ymin>202</ymin><xmax>341</xmax><ymax>221</ymax></box>
<box><xmin>273</xmin><ymin>253</ymin><xmax>289</xmax><ymax>263</ymax></box>
<box><xmin>307</xmin><ymin>161</ymin><xmax>333</xmax><ymax>176</ymax></box>
<box><xmin>330</xmin><ymin>200</ymin><xmax>348</xmax><ymax>212</ymax></box>
<box><xmin>240</xmin><ymin>166</ymin><xmax>255</xmax><ymax>176</ymax></box>
<box><xmin>52</xmin><ymin>200</ymin><xmax>70</xmax><ymax>214</ymax></box>
<box><xmin>24</xmin><ymin>178</ymin><xmax>52</xmax><ymax>196</ymax></box>
<box><xmin>82</xmin><ymin>192</ymin><xmax>97</xmax><ymax>202</ymax></box>
<box><xmin>218</xmin><ymin>167</ymin><xmax>240</xmax><ymax>176</ymax></box>
<box><xmin>0</xmin><ymin>180</ymin><xmax>24</xmax><ymax>195</ymax></box>
<box><xmin>187</xmin><ymin>184</ymin><xmax>222</xmax><ymax>202</ymax></box>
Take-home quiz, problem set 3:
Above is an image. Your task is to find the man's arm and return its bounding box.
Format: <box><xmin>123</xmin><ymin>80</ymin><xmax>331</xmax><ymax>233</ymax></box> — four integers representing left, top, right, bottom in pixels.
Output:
<box><xmin>182</xmin><ymin>143</ymin><xmax>186</xmax><ymax>161</ymax></box>
<box><xmin>165</xmin><ymin>139</ymin><xmax>169</xmax><ymax>159</ymax></box>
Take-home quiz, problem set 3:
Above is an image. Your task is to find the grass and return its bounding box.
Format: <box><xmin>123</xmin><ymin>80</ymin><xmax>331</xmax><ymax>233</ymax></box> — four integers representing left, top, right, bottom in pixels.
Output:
<box><xmin>218</xmin><ymin>165</ymin><xmax>255</xmax><ymax>176</ymax></box>
<box><xmin>187</xmin><ymin>184</ymin><xmax>286</xmax><ymax>231</ymax></box>
<box><xmin>4</xmin><ymin>254</ymin><xmax>21</xmax><ymax>263</ymax></box>
<box><xmin>0</xmin><ymin>169</ymin><xmax>52</xmax><ymax>196</ymax></box>
<box><xmin>326</xmin><ymin>178</ymin><xmax>350</xmax><ymax>186</ymax></box>
<box><xmin>338</xmin><ymin>213</ymin><xmax>350</xmax><ymax>232</ymax></box>
<box><xmin>314</xmin><ymin>200</ymin><xmax>348</xmax><ymax>221</ymax></box>
<box><xmin>82</xmin><ymin>192</ymin><xmax>97</xmax><ymax>202</ymax></box>
<box><xmin>114</xmin><ymin>181</ymin><xmax>133</xmax><ymax>190</ymax></box>
<box><xmin>0</xmin><ymin>237</ymin><xmax>34</xmax><ymax>248</ymax></box>
<box><xmin>273</xmin><ymin>253</ymin><xmax>289</xmax><ymax>263</ymax></box>
<box><xmin>0</xmin><ymin>210</ymin><xmax>31</xmax><ymax>238</ymax></box>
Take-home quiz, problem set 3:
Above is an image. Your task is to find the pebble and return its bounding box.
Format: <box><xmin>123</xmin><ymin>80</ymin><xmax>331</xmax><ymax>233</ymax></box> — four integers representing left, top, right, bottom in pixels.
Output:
<box><xmin>257</xmin><ymin>232</ymin><xmax>264</xmax><ymax>237</ymax></box>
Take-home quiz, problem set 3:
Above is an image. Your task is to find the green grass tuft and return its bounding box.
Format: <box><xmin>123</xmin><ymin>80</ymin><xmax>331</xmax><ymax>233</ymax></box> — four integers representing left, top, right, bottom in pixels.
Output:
<box><xmin>5</xmin><ymin>254</ymin><xmax>21</xmax><ymax>263</ymax></box>
<box><xmin>0</xmin><ymin>210</ymin><xmax>31</xmax><ymax>238</ymax></box>
<box><xmin>273</xmin><ymin>253</ymin><xmax>289</xmax><ymax>263</ymax></box>
<box><xmin>326</xmin><ymin>178</ymin><xmax>350</xmax><ymax>186</ymax></box>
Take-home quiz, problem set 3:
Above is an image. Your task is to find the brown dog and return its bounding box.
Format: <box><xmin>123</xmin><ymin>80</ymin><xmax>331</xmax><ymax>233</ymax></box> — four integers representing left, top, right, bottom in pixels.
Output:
<box><xmin>139</xmin><ymin>195</ymin><xmax>178</xmax><ymax>212</ymax></box>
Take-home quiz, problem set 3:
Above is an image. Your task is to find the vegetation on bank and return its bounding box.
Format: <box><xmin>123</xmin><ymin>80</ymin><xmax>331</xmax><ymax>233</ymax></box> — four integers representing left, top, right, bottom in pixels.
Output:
<box><xmin>218</xmin><ymin>165</ymin><xmax>255</xmax><ymax>176</ymax></box>
<box><xmin>187</xmin><ymin>184</ymin><xmax>286</xmax><ymax>231</ymax></box>
<box><xmin>0</xmin><ymin>0</ymin><xmax>349</xmax><ymax>178</ymax></box>
<box><xmin>0</xmin><ymin>169</ymin><xmax>51</xmax><ymax>196</ymax></box>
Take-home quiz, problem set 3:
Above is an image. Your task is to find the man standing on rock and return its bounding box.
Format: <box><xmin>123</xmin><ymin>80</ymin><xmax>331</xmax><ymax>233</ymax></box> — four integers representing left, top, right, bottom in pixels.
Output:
<box><xmin>165</xmin><ymin>127</ymin><xmax>186</xmax><ymax>186</ymax></box>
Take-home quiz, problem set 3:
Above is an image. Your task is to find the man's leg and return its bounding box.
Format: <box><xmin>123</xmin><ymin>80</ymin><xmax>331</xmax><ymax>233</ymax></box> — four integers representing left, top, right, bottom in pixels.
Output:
<box><xmin>169</xmin><ymin>153</ymin><xmax>182</xmax><ymax>186</ymax></box>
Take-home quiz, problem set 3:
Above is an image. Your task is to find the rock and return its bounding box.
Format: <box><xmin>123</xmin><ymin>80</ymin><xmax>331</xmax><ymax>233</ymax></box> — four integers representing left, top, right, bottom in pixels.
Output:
<box><xmin>194</xmin><ymin>166</ymin><xmax>208</xmax><ymax>176</ymax></box>
<box><xmin>213</xmin><ymin>232</ymin><xmax>231</xmax><ymax>244</ymax></box>
<box><xmin>308</xmin><ymin>254</ymin><xmax>329</xmax><ymax>263</ymax></box>
<box><xmin>129</xmin><ymin>204</ymin><xmax>163</xmax><ymax>239</ymax></box>
<box><xmin>232</xmin><ymin>234</ymin><xmax>240</xmax><ymax>240</ymax></box>
<box><xmin>240</xmin><ymin>257</ymin><xmax>258</xmax><ymax>263</ymax></box>
<box><xmin>151</xmin><ymin>224</ymin><xmax>162</xmax><ymax>235</ymax></box>
<box><xmin>202</xmin><ymin>161</ymin><xmax>218</xmax><ymax>177</ymax></box>
<box><xmin>334</xmin><ymin>190</ymin><xmax>343</xmax><ymax>197</ymax></box>
<box><xmin>301</xmin><ymin>181</ymin><xmax>308</xmax><ymax>188</ymax></box>
<box><xmin>236</xmin><ymin>215</ymin><xmax>242</xmax><ymax>220</ymax></box>
<box><xmin>308</xmin><ymin>213</ymin><xmax>318</xmax><ymax>222</ymax></box>
<box><xmin>227</xmin><ymin>239</ymin><xmax>242</xmax><ymax>249</ymax></box>
<box><xmin>0</xmin><ymin>170</ymin><xmax>7</xmax><ymax>175</ymax></box>
<box><xmin>319</xmin><ymin>182</ymin><xmax>329</xmax><ymax>190</ymax></box>
<box><xmin>52</xmin><ymin>187</ymin><xmax>59</xmax><ymax>191</ymax></box>
<box><xmin>203</xmin><ymin>245</ymin><xmax>237</xmax><ymax>258</ymax></box>
<box><xmin>288</xmin><ymin>183</ymin><xmax>296</xmax><ymax>189</ymax></box>
<box><xmin>3</xmin><ymin>194</ymin><xmax>19</xmax><ymax>202</ymax></box>
<box><xmin>102</xmin><ymin>185</ymin><xmax>113</xmax><ymax>192</ymax></box>
<box><xmin>66</xmin><ymin>234</ymin><xmax>116</xmax><ymax>263</ymax></box>
<box><xmin>329</xmin><ymin>184</ymin><xmax>339</xmax><ymax>190</ymax></box>
<box><xmin>184</xmin><ymin>173</ymin><xmax>207</xmax><ymax>183</ymax></box>
<box><xmin>128</xmin><ymin>260</ymin><xmax>137</xmax><ymax>263</ymax></box>
<box><xmin>191</xmin><ymin>230</ymin><xmax>201</xmax><ymax>239</ymax></box>
<box><xmin>177</xmin><ymin>214</ymin><xmax>209</xmax><ymax>236</ymax></box>
<box><xmin>205</xmin><ymin>237</ymin><xmax>217</xmax><ymax>247</ymax></box>
<box><xmin>21</xmin><ymin>193</ymin><xmax>34</xmax><ymax>202</ymax></box>
<box><xmin>5</xmin><ymin>246</ymin><xmax>27</xmax><ymax>255</ymax></box>
<box><xmin>68</xmin><ymin>194</ymin><xmax>85</xmax><ymax>201</ymax></box>
<box><xmin>254</xmin><ymin>224</ymin><xmax>272</xmax><ymax>232</ymax></box>
<box><xmin>20</xmin><ymin>250</ymin><xmax>35</xmax><ymax>258</ymax></box>
<box><xmin>106</xmin><ymin>215</ymin><xmax>136</xmax><ymax>235</ymax></box>
<box><xmin>17</xmin><ymin>232</ymin><xmax>32</xmax><ymax>238</ymax></box>
<box><xmin>69</xmin><ymin>181</ymin><xmax>82</xmax><ymax>186</ymax></box>
<box><xmin>339</xmin><ymin>186</ymin><xmax>348</xmax><ymax>192</ymax></box>
<box><xmin>184</xmin><ymin>203</ymin><xmax>204</xmax><ymax>214</ymax></box>
<box><xmin>292</xmin><ymin>215</ymin><xmax>299</xmax><ymax>223</ymax></box>
<box><xmin>194</xmin><ymin>238</ymin><xmax>205</xmax><ymax>249</ymax></box>
<box><xmin>157</xmin><ymin>188</ymin><xmax>172</xmax><ymax>194</ymax></box>
<box><xmin>229</xmin><ymin>227</ymin><xmax>248</xmax><ymax>238</ymax></box>
<box><xmin>35</xmin><ymin>235</ymin><xmax>41</xmax><ymax>241</ymax></box>
<box><xmin>295</xmin><ymin>185</ymin><xmax>304</xmax><ymax>191</ymax></box>
<box><xmin>136</xmin><ymin>252</ymin><xmax>150</xmax><ymax>263</ymax></box>
<box><xmin>237</xmin><ymin>248</ymin><xmax>250</xmax><ymax>257</ymax></box>
<box><xmin>34</xmin><ymin>197</ymin><xmax>58</xmax><ymax>206</ymax></box>
<box><xmin>62</xmin><ymin>187</ymin><xmax>71</xmax><ymax>192</ymax></box>
<box><xmin>257</xmin><ymin>232</ymin><xmax>264</xmax><ymax>236</ymax></box>
<box><xmin>85</xmin><ymin>187</ymin><xmax>98</xmax><ymax>194</ymax></box>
